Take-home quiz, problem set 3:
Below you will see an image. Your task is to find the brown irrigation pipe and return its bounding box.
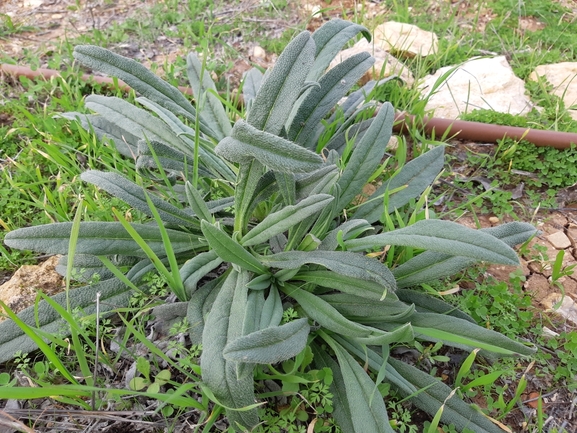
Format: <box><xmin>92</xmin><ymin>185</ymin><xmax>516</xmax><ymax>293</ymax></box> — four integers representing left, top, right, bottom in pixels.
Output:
<box><xmin>394</xmin><ymin>112</ymin><xmax>577</xmax><ymax>150</ymax></box>
<box><xmin>0</xmin><ymin>63</ymin><xmax>193</xmax><ymax>95</ymax></box>
<box><xmin>3</xmin><ymin>63</ymin><xmax>577</xmax><ymax>149</ymax></box>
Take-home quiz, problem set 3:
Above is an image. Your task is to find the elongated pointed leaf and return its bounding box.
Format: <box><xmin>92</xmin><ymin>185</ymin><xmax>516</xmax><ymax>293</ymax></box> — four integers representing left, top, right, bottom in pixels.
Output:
<box><xmin>329</xmin><ymin>339</ymin><xmax>395</xmax><ymax>433</ymax></box>
<box><xmin>396</xmin><ymin>289</ymin><xmax>475</xmax><ymax>322</ymax></box>
<box><xmin>0</xmin><ymin>277</ymin><xmax>132</xmax><ymax>364</ymax></box>
<box><xmin>311</xmin><ymin>344</ymin><xmax>355</xmax><ymax>433</ymax></box>
<box><xmin>242</xmin><ymin>68</ymin><xmax>263</xmax><ymax>107</ymax></box>
<box><xmin>260</xmin><ymin>287</ymin><xmax>283</xmax><ymax>328</ymax></box>
<box><xmin>261</xmin><ymin>250</ymin><xmax>396</xmax><ymax>292</ymax></box>
<box><xmin>180</xmin><ymin>250</ymin><xmax>223</xmax><ymax>297</ymax></box>
<box><xmin>282</xmin><ymin>285</ymin><xmax>372</xmax><ymax>338</ymax></box>
<box><xmin>326</xmin><ymin>118</ymin><xmax>373</xmax><ymax>154</ymax></box>
<box><xmin>295</xmin><ymin>164</ymin><xmax>339</xmax><ymax>200</ymax></box>
<box><xmin>61</xmin><ymin>112</ymin><xmax>139</xmax><ymax>157</ymax></box>
<box><xmin>247</xmin><ymin>31</ymin><xmax>316</xmax><ymax>135</ymax></box>
<box><xmin>223</xmin><ymin>318</ymin><xmax>309</xmax><ymax>364</ymax></box>
<box><xmin>346</xmin><ymin>219</ymin><xmax>520</xmax><ymax>265</ymax></box>
<box><xmin>388</xmin><ymin>358</ymin><xmax>508</xmax><ymax>433</ymax></box>
<box><xmin>5</xmin><ymin>222</ymin><xmax>201</xmax><ymax>257</ymax></box>
<box><xmin>294</xmin><ymin>270</ymin><xmax>390</xmax><ymax>301</ymax></box>
<box><xmin>200</xmin><ymin>271</ymin><xmax>259</xmax><ymax>430</ymax></box>
<box><xmin>185</xmin><ymin>182</ymin><xmax>213</xmax><ymax>222</ymax></box>
<box><xmin>407</xmin><ymin>312</ymin><xmax>535</xmax><ymax>356</ymax></box>
<box><xmin>216</xmin><ymin>120</ymin><xmax>323</xmax><ymax>173</ymax></box>
<box><xmin>200</xmin><ymin>220</ymin><xmax>267</xmax><ymax>274</ymax></box>
<box><xmin>354</xmin><ymin>145</ymin><xmax>445</xmax><ymax>223</ymax></box>
<box><xmin>85</xmin><ymin>95</ymin><xmax>186</xmax><ymax>148</ymax></box>
<box><xmin>241</xmin><ymin>194</ymin><xmax>333</xmax><ymax>246</ymax></box>
<box><xmin>135</xmin><ymin>98</ymin><xmax>236</xmax><ymax>181</ymax></box>
<box><xmin>188</xmin><ymin>276</ymin><xmax>224</xmax><ymax>345</ymax></box>
<box><xmin>73</xmin><ymin>45</ymin><xmax>215</xmax><ymax>137</ymax></box>
<box><xmin>309</xmin><ymin>19</ymin><xmax>371</xmax><ymax>81</ymax></box>
<box><xmin>318</xmin><ymin>292</ymin><xmax>414</xmax><ymax>322</ymax></box>
<box><xmin>393</xmin><ymin>221</ymin><xmax>537</xmax><ymax>288</ymax></box>
<box><xmin>81</xmin><ymin>171</ymin><xmax>198</xmax><ymax>226</ymax></box>
<box><xmin>288</xmin><ymin>52</ymin><xmax>375</xmax><ymax>148</ymax></box>
<box><xmin>337</xmin><ymin>102</ymin><xmax>394</xmax><ymax>209</ymax></box>
<box><xmin>187</xmin><ymin>52</ymin><xmax>232</xmax><ymax>140</ymax></box>
<box><xmin>320</xmin><ymin>219</ymin><xmax>374</xmax><ymax>251</ymax></box>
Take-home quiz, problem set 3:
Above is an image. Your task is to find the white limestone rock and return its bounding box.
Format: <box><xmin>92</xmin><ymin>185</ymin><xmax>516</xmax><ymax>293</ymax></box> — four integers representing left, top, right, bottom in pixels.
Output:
<box><xmin>529</xmin><ymin>62</ymin><xmax>577</xmax><ymax>121</ymax></box>
<box><xmin>420</xmin><ymin>56</ymin><xmax>534</xmax><ymax>119</ymax></box>
<box><xmin>373</xmin><ymin>21</ymin><xmax>438</xmax><ymax>58</ymax></box>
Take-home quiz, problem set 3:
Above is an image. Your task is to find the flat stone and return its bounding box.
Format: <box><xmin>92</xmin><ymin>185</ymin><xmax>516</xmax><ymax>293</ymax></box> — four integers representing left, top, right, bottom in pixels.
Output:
<box><xmin>525</xmin><ymin>273</ymin><xmax>551</xmax><ymax>303</ymax></box>
<box><xmin>420</xmin><ymin>56</ymin><xmax>533</xmax><ymax>119</ymax></box>
<box><xmin>373</xmin><ymin>21</ymin><xmax>438</xmax><ymax>58</ymax></box>
<box><xmin>529</xmin><ymin>62</ymin><xmax>577</xmax><ymax>114</ymax></box>
<box><xmin>542</xmin><ymin>293</ymin><xmax>577</xmax><ymax>326</ymax></box>
<box><xmin>0</xmin><ymin>256</ymin><xmax>63</xmax><ymax>322</ymax></box>
<box><xmin>329</xmin><ymin>39</ymin><xmax>414</xmax><ymax>86</ymax></box>
<box><xmin>547</xmin><ymin>231</ymin><xmax>572</xmax><ymax>250</ymax></box>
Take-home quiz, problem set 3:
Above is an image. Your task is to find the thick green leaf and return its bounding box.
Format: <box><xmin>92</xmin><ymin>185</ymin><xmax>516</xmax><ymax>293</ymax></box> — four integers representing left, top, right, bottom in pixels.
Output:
<box><xmin>337</xmin><ymin>102</ymin><xmax>394</xmax><ymax>209</ymax></box>
<box><xmin>275</xmin><ymin>171</ymin><xmax>296</xmax><ymax>206</ymax></box>
<box><xmin>260</xmin><ymin>287</ymin><xmax>283</xmax><ymax>328</ymax></box>
<box><xmin>234</xmin><ymin>160</ymin><xmax>266</xmax><ymax>233</ymax></box>
<box><xmin>187</xmin><ymin>276</ymin><xmax>224</xmax><ymax>345</ymax></box>
<box><xmin>180</xmin><ymin>250</ymin><xmax>223</xmax><ymax>297</ymax></box>
<box><xmin>379</xmin><ymin>312</ymin><xmax>535</xmax><ymax>356</ymax></box>
<box><xmin>242</xmin><ymin>68</ymin><xmax>263</xmax><ymax>107</ymax></box>
<box><xmin>187</xmin><ymin>52</ymin><xmax>232</xmax><ymax>140</ymax></box>
<box><xmin>241</xmin><ymin>194</ymin><xmax>333</xmax><ymax>246</ymax></box>
<box><xmin>327</xmin><ymin>338</ymin><xmax>394</xmax><ymax>433</ymax></box>
<box><xmin>247</xmin><ymin>31</ymin><xmax>316</xmax><ymax>135</ymax></box>
<box><xmin>185</xmin><ymin>182</ymin><xmax>213</xmax><ymax>223</ymax></box>
<box><xmin>282</xmin><ymin>285</ymin><xmax>374</xmax><ymax>338</ymax></box>
<box><xmin>295</xmin><ymin>164</ymin><xmax>339</xmax><ymax>200</ymax></box>
<box><xmin>325</xmin><ymin>118</ymin><xmax>373</xmax><ymax>155</ymax></box>
<box><xmin>81</xmin><ymin>171</ymin><xmax>198</xmax><ymax>226</ymax></box>
<box><xmin>200</xmin><ymin>221</ymin><xmax>267</xmax><ymax>274</ymax></box>
<box><xmin>346</xmin><ymin>219</ymin><xmax>520</xmax><ymax>265</ymax></box>
<box><xmin>396</xmin><ymin>289</ymin><xmax>475</xmax><ymax>323</ymax></box>
<box><xmin>261</xmin><ymin>250</ymin><xmax>396</xmax><ymax>293</ymax></box>
<box><xmin>354</xmin><ymin>145</ymin><xmax>445</xmax><ymax>223</ymax></box>
<box><xmin>85</xmin><ymin>95</ymin><xmax>187</xmax><ymax>150</ymax></box>
<box><xmin>320</xmin><ymin>219</ymin><xmax>374</xmax><ymax>251</ymax></box>
<box><xmin>293</xmin><ymin>270</ymin><xmax>390</xmax><ymax>301</ymax></box>
<box><xmin>393</xmin><ymin>222</ymin><xmax>538</xmax><ymax>288</ymax></box>
<box><xmin>135</xmin><ymin>98</ymin><xmax>236</xmax><ymax>181</ymax></box>
<box><xmin>61</xmin><ymin>112</ymin><xmax>139</xmax><ymax>157</ymax></box>
<box><xmin>309</xmin><ymin>19</ymin><xmax>371</xmax><ymax>81</ymax></box>
<box><xmin>200</xmin><ymin>270</ymin><xmax>259</xmax><ymax>430</ymax></box>
<box><xmin>4</xmin><ymin>222</ymin><xmax>202</xmax><ymax>257</ymax></box>
<box><xmin>318</xmin><ymin>292</ymin><xmax>414</xmax><ymax>322</ymax></box>
<box><xmin>216</xmin><ymin>120</ymin><xmax>323</xmax><ymax>173</ymax></box>
<box><xmin>288</xmin><ymin>52</ymin><xmax>375</xmax><ymax>149</ymax></box>
<box><xmin>223</xmin><ymin>318</ymin><xmax>309</xmax><ymax>364</ymax></box>
<box><xmin>73</xmin><ymin>45</ymin><xmax>215</xmax><ymax>137</ymax></box>
<box><xmin>0</xmin><ymin>277</ymin><xmax>132</xmax><ymax>364</ymax></box>
<box><xmin>311</xmin><ymin>343</ymin><xmax>355</xmax><ymax>433</ymax></box>
<box><xmin>388</xmin><ymin>358</ymin><xmax>508</xmax><ymax>433</ymax></box>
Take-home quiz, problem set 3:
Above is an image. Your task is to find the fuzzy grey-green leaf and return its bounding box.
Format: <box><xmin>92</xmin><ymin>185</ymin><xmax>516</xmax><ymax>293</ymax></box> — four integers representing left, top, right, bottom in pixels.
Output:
<box><xmin>247</xmin><ymin>31</ymin><xmax>316</xmax><ymax>135</ymax></box>
<box><xmin>223</xmin><ymin>318</ymin><xmax>309</xmax><ymax>364</ymax></box>
<box><xmin>346</xmin><ymin>219</ymin><xmax>520</xmax><ymax>265</ymax></box>
<box><xmin>216</xmin><ymin>120</ymin><xmax>323</xmax><ymax>173</ymax></box>
<box><xmin>5</xmin><ymin>222</ymin><xmax>201</xmax><ymax>257</ymax></box>
<box><xmin>241</xmin><ymin>194</ymin><xmax>333</xmax><ymax>246</ymax></box>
